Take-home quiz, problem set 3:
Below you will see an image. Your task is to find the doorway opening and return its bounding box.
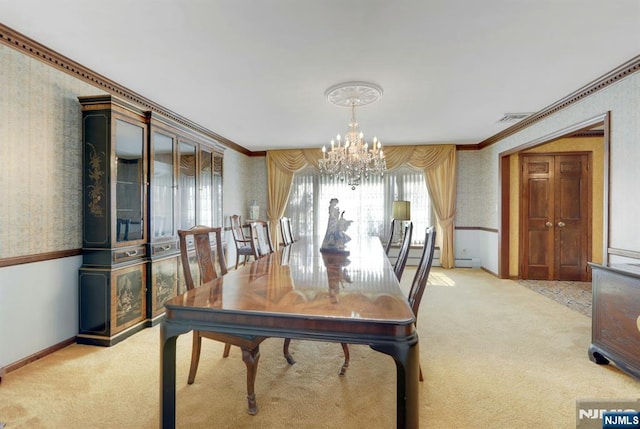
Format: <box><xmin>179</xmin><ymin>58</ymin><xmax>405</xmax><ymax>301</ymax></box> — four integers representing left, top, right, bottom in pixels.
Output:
<box><xmin>497</xmin><ymin>112</ymin><xmax>610</xmax><ymax>280</ymax></box>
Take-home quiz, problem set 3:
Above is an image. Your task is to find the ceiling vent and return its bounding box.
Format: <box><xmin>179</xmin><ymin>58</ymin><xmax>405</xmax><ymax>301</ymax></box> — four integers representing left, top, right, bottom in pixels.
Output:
<box><xmin>497</xmin><ymin>112</ymin><xmax>534</xmax><ymax>123</ymax></box>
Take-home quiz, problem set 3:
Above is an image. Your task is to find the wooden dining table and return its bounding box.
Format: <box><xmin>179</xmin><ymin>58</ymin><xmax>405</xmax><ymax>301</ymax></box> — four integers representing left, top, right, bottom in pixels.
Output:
<box><xmin>160</xmin><ymin>235</ymin><xmax>420</xmax><ymax>428</ymax></box>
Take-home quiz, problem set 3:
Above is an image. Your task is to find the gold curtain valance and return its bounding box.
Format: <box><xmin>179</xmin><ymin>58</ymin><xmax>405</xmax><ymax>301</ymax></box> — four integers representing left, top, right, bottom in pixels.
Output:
<box><xmin>267</xmin><ymin>148</ymin><xmax>322</xmax><ymax>172</ymax></box>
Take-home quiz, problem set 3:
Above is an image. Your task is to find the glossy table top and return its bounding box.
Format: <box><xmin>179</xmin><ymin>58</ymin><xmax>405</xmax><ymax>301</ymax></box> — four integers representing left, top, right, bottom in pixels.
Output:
<box><xmin>165</xmin><ymin>235</ymin><xmax>415</xmax><ymax>327</ymax></box>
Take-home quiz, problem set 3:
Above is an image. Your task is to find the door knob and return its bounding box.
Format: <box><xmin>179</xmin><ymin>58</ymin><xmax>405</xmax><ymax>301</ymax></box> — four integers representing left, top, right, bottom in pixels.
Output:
<box><xmin>557</xmin><ymin>221</ymin><xmax>566</xmax><ymax>227</ymax></box>
<box><xmin>545</xmin><ymin>221</ymin><xmax>553</xmax><ymax>227</ymax></box>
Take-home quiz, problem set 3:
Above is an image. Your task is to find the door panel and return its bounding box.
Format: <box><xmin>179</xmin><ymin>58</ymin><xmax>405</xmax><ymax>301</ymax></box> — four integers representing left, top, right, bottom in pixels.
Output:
<box><xmin>522</xmin><ymin>157</ymin><xmax>554</xmax><ymax>279</ymax></box>
<box><xmin>555</xmin><ymin>155</ymin><xmax>589</xmax><ymax>280</ymax></box>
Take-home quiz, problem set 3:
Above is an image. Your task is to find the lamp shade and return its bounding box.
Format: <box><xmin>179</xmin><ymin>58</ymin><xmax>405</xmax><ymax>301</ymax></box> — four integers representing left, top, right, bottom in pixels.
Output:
<box><xmin>392</xmin><ymin>201</ymin><xmax>411</xmax><ymax>221</ymax></box>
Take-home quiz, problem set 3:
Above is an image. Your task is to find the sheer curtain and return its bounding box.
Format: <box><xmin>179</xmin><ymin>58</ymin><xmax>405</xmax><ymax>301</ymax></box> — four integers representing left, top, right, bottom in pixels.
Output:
<box><xmin>286</xmin><ymin>166</ymin><xmax>431</xmax><ymax>245</ymax></box>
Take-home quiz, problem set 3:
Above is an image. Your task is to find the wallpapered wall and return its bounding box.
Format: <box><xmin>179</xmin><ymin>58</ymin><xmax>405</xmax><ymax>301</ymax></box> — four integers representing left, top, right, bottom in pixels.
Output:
<box><xmin>221</xmin><ymin>150</ymin><xmax>266</xmax><ymax>221</ymax></box>
<box><xmin>0</xmin><ymin>43</ymin><xmax>254</xmax><ymax>261</ymax></box>
<box><xmin>0</xmin><ymin>45</ymin><xmax>96</xmax><ymax>258</ymax></box>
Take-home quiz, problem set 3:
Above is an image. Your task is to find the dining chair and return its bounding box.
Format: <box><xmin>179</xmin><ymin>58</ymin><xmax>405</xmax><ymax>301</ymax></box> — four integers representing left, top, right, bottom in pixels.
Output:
<box><xmin>393</xmin><ymin>221</ymin><xmax>413</xmax><ymax>281</ymax></box>
<box><xmin>178</xmin><ymin>225</ymin><xmax>267</xmax><ymax>415</ymax></box>
<box><xmin>285</xmin><ymin>217</ymin><xmax>295</xmax><ymax>244</ymax></box>
<box><xmin>406</xmin><ymin>225</ymin><xmax>436</xmax><ymax>381</ymax></box>
<box><xmin>230</xmin><ymin>214</ymin><xmax>255</xmax><ymax>269</ymax></box>
<box><xmin>384</xmin><ymin>218</ymin><xmax>397</xmax><ymax>255</ymax></box>
<box><xmin>248</xmin><ymin>220</ymin><xmax>274</xmax><ymax>257</ymax></box>
<box><xmin>338</xmin><ymin>225</ymin><xmax>436</xmax><ymax>380</ymax></box>
<box><xmin>279</xmin><ymin>217</ymin><xmax>295</xmax><ymax>246</ymax></box>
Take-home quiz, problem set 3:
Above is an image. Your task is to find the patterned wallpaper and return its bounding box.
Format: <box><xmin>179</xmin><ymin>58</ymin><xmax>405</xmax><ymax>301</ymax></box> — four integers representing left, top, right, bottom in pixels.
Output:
<box><xmin>247</xmin><ymin>156</ymin><xmax>267</xmax><ymax>219</ymax></box>
<box><xmin>0</xmin><ymin>45</ymin><xmax>100</xmax><ymax>258</ymax></box>
<box><xmin>221</xmin><ymin>150</ymin><xmax>267</xmax><ymax>224</ymax></box>
<box><xmin>455</xmin><ymin>151</ymin><xmax>486</xmax><ymax>227</ymax></box>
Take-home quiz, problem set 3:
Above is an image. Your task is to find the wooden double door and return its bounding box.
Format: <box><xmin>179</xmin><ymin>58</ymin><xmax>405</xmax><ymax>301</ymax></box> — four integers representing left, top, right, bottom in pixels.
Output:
<box><xmin>521</xmin><ymin>153</ymin><xmax>591</xmax><ymax>281</ymax></box>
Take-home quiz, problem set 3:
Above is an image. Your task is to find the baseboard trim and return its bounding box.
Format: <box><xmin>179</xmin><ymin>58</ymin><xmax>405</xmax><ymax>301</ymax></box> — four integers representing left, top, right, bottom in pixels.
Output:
<box><xmin>481</xmin><ymin>266</ymin><xmax>499</xmax><ymax>277</ymax></box>
<box><xmin>1</xmin><ymin>336</ymin><xmax>76</xmax><ymax>381</ymax></box>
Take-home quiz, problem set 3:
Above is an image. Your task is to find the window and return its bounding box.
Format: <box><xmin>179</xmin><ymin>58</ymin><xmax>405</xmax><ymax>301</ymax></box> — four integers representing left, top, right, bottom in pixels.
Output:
<box><xmin>286</xmin><ymin>166</ymin><xmax>432</xmax><ymax>244</ymax></box>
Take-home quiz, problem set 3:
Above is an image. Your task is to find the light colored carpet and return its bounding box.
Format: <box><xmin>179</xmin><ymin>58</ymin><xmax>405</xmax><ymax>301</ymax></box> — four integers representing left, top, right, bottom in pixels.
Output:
<box><xmin>0</xmin><ymin>268</ymin><xmax>638</xmax><ymax>428</ymax></box>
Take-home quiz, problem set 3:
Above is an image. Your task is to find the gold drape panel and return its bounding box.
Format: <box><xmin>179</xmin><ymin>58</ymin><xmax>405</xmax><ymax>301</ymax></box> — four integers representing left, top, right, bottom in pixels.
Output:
<box><xmin>266</xmin><ymin>145</ymin><xmax>456</xmax><ymax>268</ymax></box>
<box><xmin>266</xmin><ymin>149</ymin><xmax>322</xmax><ymax>247</ymax></box>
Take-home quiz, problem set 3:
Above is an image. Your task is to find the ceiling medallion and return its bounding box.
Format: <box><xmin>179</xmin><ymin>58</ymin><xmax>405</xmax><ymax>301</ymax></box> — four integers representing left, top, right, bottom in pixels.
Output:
<box><xmin>324</xmin><ymin>81</ymin><xmax>383</xmax><ymax>107</ymax></box>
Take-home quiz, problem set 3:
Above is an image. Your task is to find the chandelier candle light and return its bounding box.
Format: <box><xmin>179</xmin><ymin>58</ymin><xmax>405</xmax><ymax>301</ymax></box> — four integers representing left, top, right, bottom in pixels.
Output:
<box><xmin>319</xmin><ymin>82</ymin><xmax>387</xmax><ymax>190</ymax></box>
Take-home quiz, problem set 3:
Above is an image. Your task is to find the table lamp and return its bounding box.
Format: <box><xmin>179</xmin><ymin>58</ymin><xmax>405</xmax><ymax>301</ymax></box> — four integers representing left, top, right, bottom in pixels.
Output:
<box><xmin>392</xmin><ymin>201</ymin><xmax>411</xmax><ymax>244</ymax></box>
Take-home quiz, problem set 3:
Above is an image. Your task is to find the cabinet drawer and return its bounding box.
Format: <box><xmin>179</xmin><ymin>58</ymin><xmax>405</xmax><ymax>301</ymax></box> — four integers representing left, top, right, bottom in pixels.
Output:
<box><xmin>150</xmin><ymin>241</ymin><xmax>178</xmax><ymax>257</ymax></box>
<box><xmin>113</xmin><ymin>245</ymin><xmax>147</xmax><ymax>264</ymax></box>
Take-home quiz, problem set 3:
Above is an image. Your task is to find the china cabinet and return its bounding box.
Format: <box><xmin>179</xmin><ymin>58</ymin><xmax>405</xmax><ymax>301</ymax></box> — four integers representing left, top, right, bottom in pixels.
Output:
<box><xmin>78</xmin><ymin>95</ymin><xmax>148</xmax><ymax>346</ymax></box>
<box><xmin>78</xmin><ymin>95</ymin><xmax>224</xmax><ymax>346</ymax></box>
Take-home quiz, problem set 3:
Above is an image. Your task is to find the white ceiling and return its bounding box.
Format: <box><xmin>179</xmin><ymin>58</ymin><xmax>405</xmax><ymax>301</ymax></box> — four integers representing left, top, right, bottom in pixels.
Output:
<box><xmin>1</xmin><ymin>0</ymin><xmax>639</xmax><ymax>152</ymax></box>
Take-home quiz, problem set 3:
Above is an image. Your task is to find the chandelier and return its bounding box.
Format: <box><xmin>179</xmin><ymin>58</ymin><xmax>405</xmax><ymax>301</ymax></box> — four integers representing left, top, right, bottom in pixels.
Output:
<box><xmin>319</xmin><ymin>82</ymin><xmax>387</xmax><ymax>190</ymax></box>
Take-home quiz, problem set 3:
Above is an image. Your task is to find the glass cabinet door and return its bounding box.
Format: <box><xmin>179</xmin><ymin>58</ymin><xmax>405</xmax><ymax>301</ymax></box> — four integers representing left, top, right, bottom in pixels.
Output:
<box><xmin>179</xmin><ymin>141</ymin><xmax>197</xmax><ymax>230</ymax></box>
<box><xmin>151</xmin><ymin>131</ymin><xmax>175</xmax><ymax>239</ymax></box>
<box><xmin>115</xmin><ymin>119</ymin><xmax>145</xmax><ymax>242</ymax></box>
<box><xmin>199</xmin><ymin>148</ymin><xmax>213</xmax><ymax>227</ymax></box>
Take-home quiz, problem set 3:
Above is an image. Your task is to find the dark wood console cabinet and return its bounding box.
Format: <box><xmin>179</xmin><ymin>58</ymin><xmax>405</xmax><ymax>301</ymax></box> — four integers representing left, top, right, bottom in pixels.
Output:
<box><xmin>588</xmin><ymin>263</ymin><xmax>640</xmax><ymax>379</ymax></box>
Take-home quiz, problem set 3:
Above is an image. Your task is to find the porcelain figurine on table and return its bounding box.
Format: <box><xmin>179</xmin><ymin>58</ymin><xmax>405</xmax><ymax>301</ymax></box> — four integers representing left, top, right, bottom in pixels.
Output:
<box><xmin>321</xmin><ymin>198</ymin><xmax>353</xmax><ymax>254</ymax></box>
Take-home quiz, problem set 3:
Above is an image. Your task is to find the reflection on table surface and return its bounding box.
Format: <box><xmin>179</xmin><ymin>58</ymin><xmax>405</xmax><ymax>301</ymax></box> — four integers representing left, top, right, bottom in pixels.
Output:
<box><xmin>166</xmin><ymin>235</ymin><xmax>414</xmax><ymax>322</ymax></box>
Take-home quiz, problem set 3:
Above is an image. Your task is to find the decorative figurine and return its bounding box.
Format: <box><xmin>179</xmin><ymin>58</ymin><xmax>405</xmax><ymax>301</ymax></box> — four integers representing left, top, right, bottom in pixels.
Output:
<box><xmin>320</xmin><ymin>198</ymin><xmax>353</xmax><ymax>254</ymax></box>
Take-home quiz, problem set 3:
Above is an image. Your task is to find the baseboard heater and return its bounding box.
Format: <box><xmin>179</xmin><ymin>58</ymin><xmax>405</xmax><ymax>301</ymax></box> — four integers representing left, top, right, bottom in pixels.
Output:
<box><xmin>452</xmin><ymin>257</ymin><xmax>481</xmax><ymax>268</ymax></box>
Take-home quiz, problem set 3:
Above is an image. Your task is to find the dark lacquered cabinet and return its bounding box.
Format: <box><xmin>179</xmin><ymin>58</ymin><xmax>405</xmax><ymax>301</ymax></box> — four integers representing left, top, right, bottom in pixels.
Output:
<box><xmin>589</xmin><ymin>262</ymin><xmax>640</xmax><ymax>380</ymax></box>
<box><xmin>78</xmin><ymin>95</ymin><xmax>148</xmax><ymax>345</ymax></box>
<box><xmin>78</xmin><ymin>96</ymin><xmax>224</xmax><ymax>346</ymax></box>
<box><xmin>78</xmin><ymin>96</ymin><xmax>148</xmax><ymax>345</ymax></box>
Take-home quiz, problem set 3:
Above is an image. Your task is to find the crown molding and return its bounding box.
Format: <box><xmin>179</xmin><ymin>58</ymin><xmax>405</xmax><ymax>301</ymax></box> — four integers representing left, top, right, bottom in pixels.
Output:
<box><xmin>457</xmin><ymin>54</ymin><xmax>640</xmax><ymax>151</ymax></box>
<box><xmin>0</xmin><ymin>23</ymin><xmax>252</xmax><ymax>156</ymax></box>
